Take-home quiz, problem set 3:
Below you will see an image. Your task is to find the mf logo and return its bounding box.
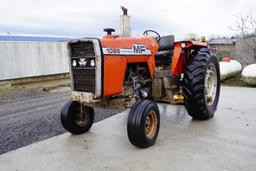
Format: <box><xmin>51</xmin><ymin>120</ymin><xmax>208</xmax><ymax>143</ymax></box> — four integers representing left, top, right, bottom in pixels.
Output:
<box><xmin>133</xmin><ymin>45</ymin><xmax>146</xmax><ymax>54</ymax></box>
<box><xmin>78</xmin><ymin>58</ymin><xmax>87</xmax><ymax>66</ymax></box>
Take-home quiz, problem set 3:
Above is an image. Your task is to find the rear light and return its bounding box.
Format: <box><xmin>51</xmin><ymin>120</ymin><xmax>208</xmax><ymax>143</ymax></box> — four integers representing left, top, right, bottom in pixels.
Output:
<box><xmin>181</xmin><ymin>42</ymin><xmax>186</xmax><ymax>48</ymax></box>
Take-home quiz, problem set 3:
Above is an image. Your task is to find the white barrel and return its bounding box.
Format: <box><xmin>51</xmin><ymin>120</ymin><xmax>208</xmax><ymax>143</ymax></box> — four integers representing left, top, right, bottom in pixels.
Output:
<box><xmin>120</xmin><ymin>15</ymin><xmax>131</xmax><ymax>37</ymax></box>
<box><xmin>219</xmin><ymin>60</ymin><xmax>242</xmax><ymax>81</ymax></box>
<box><xmin>242</xmin><ymin>64</ymin><xmax>256</xmax><ymax>85</ymax></box>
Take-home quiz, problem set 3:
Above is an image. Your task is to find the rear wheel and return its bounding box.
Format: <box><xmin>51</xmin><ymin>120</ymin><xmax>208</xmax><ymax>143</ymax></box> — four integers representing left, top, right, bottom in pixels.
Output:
<box><xmin>127</xmin><ymin>100</ymin><xmax>160</xmax><ymax>148</ymax></box>
<box><xmin>183</xmin><ymin>48</ymin><xmax>220</xmax><ymax>120</ymax></box>
<box><xmin>61</xmin><ymin>100</ymin><xmax>94</xmax><ymax>134</ymax></box>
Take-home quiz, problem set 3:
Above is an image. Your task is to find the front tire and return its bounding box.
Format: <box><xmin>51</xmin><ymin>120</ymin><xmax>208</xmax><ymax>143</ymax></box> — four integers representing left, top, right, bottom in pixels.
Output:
<box><xmin>127</xmin><ymin>100</ymin><xmax>160</xmax><ymax>148</ymax></box>
<box><xmin>61</xmin><ymin>100</ymin><xmax>94</xmax><ymax>134</ymax></box>
<box><xmin>183</xmin><ymin>48</ymin><xmax>220</xmax><ymax>120</ymax></box>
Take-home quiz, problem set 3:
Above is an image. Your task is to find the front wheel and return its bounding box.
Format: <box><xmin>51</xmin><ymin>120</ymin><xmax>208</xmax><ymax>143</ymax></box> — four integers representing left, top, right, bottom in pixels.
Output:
<box><xmin>61</xmin><ymin>100</ymin><xmax>94</xmax><ymax>134</ymax></box>
<box><xmin>127</xmin><ymin>100</ymin><xmax>160</xmax><ymax>148</ymax></box>
<box><xmin>183</xmin><ymin>48</ymin><xmax>220</xmax><ymax>120</ymax></box>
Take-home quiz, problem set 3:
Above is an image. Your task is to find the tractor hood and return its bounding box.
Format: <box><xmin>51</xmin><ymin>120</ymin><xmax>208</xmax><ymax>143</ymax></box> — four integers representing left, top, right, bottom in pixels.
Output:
<box><xmin>100</xmin><ymin>35</ymin><xmax>159</xmax><ymax>56</ymax></box>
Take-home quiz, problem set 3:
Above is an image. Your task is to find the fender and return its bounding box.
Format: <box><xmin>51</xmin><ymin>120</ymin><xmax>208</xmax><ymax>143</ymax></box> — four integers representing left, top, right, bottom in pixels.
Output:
<box><xmin>171</xmin><ymin>41</ymin><xmax>208</xmax><ymax>76</ymax></box>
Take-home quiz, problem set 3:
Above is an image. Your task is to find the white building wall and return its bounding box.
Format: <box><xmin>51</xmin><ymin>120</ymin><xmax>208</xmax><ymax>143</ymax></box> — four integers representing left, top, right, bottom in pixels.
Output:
<box><xmin>0</xmin><ymin>41</ymin><xmax>69</xmax><ymax>80</ymax></box>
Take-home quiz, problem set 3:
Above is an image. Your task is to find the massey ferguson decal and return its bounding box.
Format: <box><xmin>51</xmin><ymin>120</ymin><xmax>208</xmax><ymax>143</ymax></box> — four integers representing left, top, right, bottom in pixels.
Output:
<box><xmin>78</xmin><ymin>58</ymin><xmax>87</xmax><ymax>66</ymax></box>
<box><xmin>103</xmin><ymin>44</ymin><xmax>151</xmax><ymax>55</ymax></box>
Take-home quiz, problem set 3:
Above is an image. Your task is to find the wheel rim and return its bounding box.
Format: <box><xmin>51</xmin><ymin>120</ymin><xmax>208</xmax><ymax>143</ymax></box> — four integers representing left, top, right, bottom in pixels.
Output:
<box><xmin>74</xmin><ymin>104</ymin><xmax>90</xmax><ymax>127</ymax></box>
<box><xmin>145</xmin><ymin>111</ymin><xmax>158</xmax><ymax>139</ymax></box>
<box><xmin>204</xmin><ymin>63</ymin><xmax>217</xmax><ymax>106</ymax></box>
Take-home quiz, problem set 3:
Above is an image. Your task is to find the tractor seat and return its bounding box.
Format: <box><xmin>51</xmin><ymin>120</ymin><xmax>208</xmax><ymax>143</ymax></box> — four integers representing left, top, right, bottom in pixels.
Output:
<box><xmin>155</xmin><ymin>35</ymin><xmax>175</xmax><ymax>66</ymax></box>
<box><xmin>158</xmin><ymin>35</ymin><xmax>175</xmax><ymax>51</ymax></box>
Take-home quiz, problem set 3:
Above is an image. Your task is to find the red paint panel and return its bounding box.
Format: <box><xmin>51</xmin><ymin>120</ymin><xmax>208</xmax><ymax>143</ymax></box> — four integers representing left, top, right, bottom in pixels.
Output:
<box><xmin>171</xmin><ymin>41</ymin><xmax>208</xmax><ymax>76</ymax></box>
<box><xmin>171</xmin><ymin>45</ymin><xmax>184</xmax><ymax>76</ymax></box>
<box><xmin>104</xmin><ymin>56</ymin><xmax>127</xmax><ymax>96</ymax></box>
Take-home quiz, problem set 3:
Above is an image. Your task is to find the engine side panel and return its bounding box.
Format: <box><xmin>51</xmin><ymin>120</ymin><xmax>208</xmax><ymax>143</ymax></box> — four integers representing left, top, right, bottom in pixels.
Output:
<box><xmin>101</xmin><ymin>36</ymin><xmax>158</xmax><ymax>97</ymax></box>
<box><xmin>103</xmin><ymin>56</ymin><xmax>127</xmax><ymax>96</ymax></box>
<box><xmin>126</xmin><ymin>56</ymin><xmax>155</xmax><ymax>79</ymax></box>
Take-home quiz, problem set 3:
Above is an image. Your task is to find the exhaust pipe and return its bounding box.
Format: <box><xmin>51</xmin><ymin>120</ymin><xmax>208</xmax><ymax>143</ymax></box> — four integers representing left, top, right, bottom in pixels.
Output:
<box><xmin>120</xmin><ymin>6</ymin><xmax>131</xmax><ymax>37</ymax></box>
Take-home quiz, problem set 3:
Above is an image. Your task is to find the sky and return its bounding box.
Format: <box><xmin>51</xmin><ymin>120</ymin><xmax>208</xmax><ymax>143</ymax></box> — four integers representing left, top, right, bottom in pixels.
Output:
<box><xmin>0</xmin><ymin>0</ymin><xmax>255</xmax><ymax>40</ymax></box>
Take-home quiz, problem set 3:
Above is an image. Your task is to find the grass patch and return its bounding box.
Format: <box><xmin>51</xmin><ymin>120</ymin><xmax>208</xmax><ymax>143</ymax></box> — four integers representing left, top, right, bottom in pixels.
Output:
<box><xmin>221</xmin><ymin>74</ymin><xmax>255</xmax><ymax>87</ymax></box>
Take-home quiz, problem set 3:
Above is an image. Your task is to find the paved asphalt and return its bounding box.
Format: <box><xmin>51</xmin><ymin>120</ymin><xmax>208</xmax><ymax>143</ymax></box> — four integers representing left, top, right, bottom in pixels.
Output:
<box><xmin>0</xmin><ymin>91</ymin><xmax>120</xmax><ymax>154</ymax></box>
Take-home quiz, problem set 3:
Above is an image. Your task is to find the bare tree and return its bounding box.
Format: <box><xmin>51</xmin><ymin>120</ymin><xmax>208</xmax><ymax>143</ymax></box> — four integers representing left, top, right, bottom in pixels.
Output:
<box><xmin>232</xmin><ymin>12</ymin><xmax>256</xmax><ymax>64</ymax></box>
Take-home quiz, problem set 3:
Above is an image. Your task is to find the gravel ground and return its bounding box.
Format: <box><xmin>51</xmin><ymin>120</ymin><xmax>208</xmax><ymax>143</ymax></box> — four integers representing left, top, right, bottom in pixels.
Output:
<box><xmin>0</xmin><ymin>89</ymin><xmax>120</xmax><ymax>154</ymax></box>
<box><xmin>0</xmin><ymin>86</ymin><xmax>51</xmax><ymax>101</ymax></box>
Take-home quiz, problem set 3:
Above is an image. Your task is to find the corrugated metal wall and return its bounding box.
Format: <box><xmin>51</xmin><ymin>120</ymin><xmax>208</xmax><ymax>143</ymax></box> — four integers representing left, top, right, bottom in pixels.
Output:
<box><xmin>0</xmin><ymin>41</ymin><xmax>69</xmax><ymax>81</ymax></box>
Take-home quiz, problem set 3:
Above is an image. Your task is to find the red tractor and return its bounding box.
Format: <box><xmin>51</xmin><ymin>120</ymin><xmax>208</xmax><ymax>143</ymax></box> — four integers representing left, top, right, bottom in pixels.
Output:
<box><xmin>61</xmin><ymin>7</ymin><xmax>220</xmax><ymax>148</ymax></box>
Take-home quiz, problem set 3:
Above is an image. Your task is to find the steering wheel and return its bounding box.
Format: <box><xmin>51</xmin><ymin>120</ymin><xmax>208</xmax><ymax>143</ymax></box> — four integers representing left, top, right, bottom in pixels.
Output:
<box><xmin>143</xmin><ymin>30</ymin><xmax>161</xmax><ymax>41</ymax></box>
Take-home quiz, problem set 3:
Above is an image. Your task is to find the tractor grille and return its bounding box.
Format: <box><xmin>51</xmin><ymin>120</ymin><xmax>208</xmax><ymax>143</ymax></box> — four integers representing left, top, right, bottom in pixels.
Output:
<box><xmin>69</xmin><ymin>41</ymin><xmax>96</xmax><ymax>92</ymax></box>
<box><xmin>70</xmin><ymin>41</ymin><xmax>95</xmax><ymax>57</ymax></box>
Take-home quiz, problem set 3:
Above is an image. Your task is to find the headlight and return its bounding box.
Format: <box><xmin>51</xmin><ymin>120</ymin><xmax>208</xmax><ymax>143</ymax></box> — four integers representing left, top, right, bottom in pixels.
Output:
<box><xmin>90</xmin><ymin>59</ymin><xmax>95</xmax><ymax>67</ymax></box>
<box><xmin>72</xmin><ymin>60</ymin><xmax>77</xmax><ymax>67</ymax></box>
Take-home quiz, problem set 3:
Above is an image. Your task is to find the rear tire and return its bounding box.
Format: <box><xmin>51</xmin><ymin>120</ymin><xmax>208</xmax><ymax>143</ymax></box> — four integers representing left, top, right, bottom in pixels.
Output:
<box><xmin>127</xmin><ymin>100</ymin><xmax>160</xmax><ymax>148</ymax></box>
<box><xmin>183</xmin><ymin>48</ymin><xmax>220</xmax><ymax>120</ymax></box>
<box><xmin>61</xmin><ymin>100</ymin><xmax>94</xmax><ymax>134</ymax></box>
